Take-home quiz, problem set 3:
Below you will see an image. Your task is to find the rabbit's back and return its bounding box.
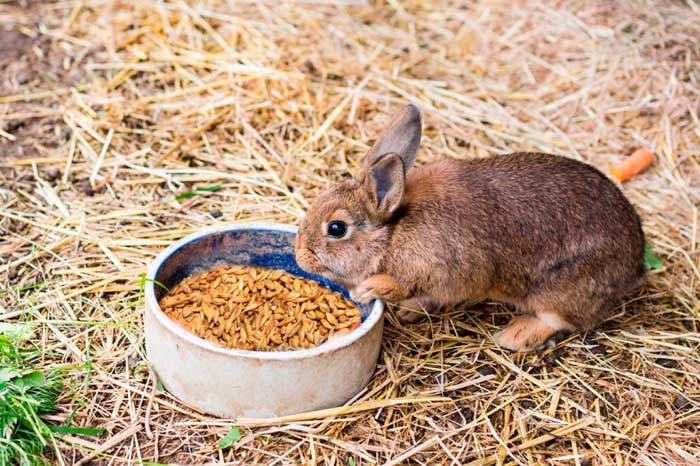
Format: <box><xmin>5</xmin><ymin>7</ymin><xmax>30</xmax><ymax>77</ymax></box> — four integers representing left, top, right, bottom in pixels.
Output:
<box><xmin>389</xmin><ymin>153</ymin><xmax>645</xmax><ymax>309</ymax></box>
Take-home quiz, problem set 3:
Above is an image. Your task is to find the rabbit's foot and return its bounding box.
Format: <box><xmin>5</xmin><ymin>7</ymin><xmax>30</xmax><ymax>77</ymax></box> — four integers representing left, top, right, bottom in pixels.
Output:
<box><xmin>350</xmin><ymin>274</ymin><xmax>405</xmax><ymax>304</ymax></box>
<box><xmin>396</xmin><ymin>297</ymin><xmax>441</xmax><ymax>324</ymax></box>
<box><xmin>494</xmin><ymin>314</ymin><xmax>563</xmax><ymax>352</ymax></box>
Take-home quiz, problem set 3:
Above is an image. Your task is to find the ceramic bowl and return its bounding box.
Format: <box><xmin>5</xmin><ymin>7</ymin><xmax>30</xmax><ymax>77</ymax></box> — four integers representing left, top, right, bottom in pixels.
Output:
<box><xmin>144</xmin><ymin>222</ymin><xmax>384</xmax><ymax>418</ymax></box>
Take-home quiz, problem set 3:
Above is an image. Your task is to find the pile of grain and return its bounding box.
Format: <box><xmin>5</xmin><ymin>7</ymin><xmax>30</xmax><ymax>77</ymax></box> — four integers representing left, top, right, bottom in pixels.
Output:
<box><xmin>158</xmin><ymin>265</ymin><xmax>362</xmax><ymax>351</ymax></box>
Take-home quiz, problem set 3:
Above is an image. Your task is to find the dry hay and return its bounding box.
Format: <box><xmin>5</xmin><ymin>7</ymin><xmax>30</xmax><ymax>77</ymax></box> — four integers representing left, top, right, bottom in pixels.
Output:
<box><xmin>1</xmin><ymin>0</ymin><xmax>699</xmax><ymax>465</ymax></box>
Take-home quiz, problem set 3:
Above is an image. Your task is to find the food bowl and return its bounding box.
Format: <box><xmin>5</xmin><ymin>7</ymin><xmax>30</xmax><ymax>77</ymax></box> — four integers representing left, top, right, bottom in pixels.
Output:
<box><xmin>144</xmin><ymin>222</ymin><xmax>384</xmax><ymax>418</ymax></box>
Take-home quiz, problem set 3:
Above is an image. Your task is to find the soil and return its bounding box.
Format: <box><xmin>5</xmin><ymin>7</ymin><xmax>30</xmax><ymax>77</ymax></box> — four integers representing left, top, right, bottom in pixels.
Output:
<box><xmin>0</xmin><ymin>1</ymin><xmax>78</xmax><ymax>160</ymax></box>
<box><xmin>0</xmin><ymin>29</ymin><xmax>33</xmax><ymax>70</ymax></box>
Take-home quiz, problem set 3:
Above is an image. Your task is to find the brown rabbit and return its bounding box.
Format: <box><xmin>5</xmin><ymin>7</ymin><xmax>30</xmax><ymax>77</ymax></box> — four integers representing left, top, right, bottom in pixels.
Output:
<box><xmin>295</xmin><ymin>104</ymin><xmax>646</xmax><ymax>352</ymax></box>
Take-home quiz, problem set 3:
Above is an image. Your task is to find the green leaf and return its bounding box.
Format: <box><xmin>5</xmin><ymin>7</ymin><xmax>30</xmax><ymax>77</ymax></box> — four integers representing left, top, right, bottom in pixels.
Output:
<box><xmin>644</xmin><ymin>243</ymin><xmax>663</xmax><ymax>270</ymax></box>
<box><xmin>48</xmin><ymin>425</ymin><xmax>106</xmax><ymax>436</ymax></box>
<box><xmin>174</xmin><ymin>191</ymin><xmax>197</xmax><ymax>200</ymax></box>
<box><xmin>348</xmin><ymin>457</ymin><xmax>356</xmax><ymax>466</ymax></box>
<box><xmin>219</xmin><ymin>425</ymin><xmax>241</xmax><ymax>449</ymax></box>
<box><xmin>196</xmin><ymin>185</ymin><xmax>221</xmax><ymax>192</ymax></box>
<box><xmin>14</xmin><ymin>371</ymin><xmax>46</xmax><ymax>388</ymax></box>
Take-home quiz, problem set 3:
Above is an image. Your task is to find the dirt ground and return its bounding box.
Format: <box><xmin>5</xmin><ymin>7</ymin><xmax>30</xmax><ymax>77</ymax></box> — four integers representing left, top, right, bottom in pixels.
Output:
<box><xmin>0</xmin><ymin>9</ymin><xmax>79</xmax><ymax>159</ymax></box>
<box><xmin>1</xmin><ymin>1</ymin><xmax>699</xmax><ymax>465</ymax></box>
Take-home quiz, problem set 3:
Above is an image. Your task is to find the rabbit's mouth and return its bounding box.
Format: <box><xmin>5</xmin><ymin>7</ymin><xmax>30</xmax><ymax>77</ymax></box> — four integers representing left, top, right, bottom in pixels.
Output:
<box><xmin>296</xmin><ymin>246</ymin><xmax>354</xmax><ymax>287</ymax></box>
<box><xmin>295</xmin><ymin>246</ymin><xmax>327</xmax><ymax>275</ymax></box>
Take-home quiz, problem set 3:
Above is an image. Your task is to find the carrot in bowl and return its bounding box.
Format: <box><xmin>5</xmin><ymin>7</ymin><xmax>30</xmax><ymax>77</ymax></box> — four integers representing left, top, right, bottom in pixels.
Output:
<box><xmin>609</xmin><ymin>148</ymin><xmax>654</xmax><ymax>182</ymax></box>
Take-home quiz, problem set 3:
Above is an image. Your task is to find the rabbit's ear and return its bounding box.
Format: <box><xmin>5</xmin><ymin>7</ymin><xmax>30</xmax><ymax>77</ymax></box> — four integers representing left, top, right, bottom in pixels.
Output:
<box><xmin>364</xmin><ymin>153</ymin><xmax>405</xmax><ymax>220</ymax></box>
<box><xmin>362</xmin><ymin>104</ymin><xmax>422</xmax><ymax>173</ymax></box>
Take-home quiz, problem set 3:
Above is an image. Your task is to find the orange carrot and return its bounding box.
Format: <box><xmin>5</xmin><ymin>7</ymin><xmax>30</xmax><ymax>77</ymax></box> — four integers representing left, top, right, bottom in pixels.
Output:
<box><xmin>349</xmin><ymin>321</ymin><xmax>361</xmax><ymax>332</ymax></box>
<box><xmin>609</xmin><ymin>148</ymin><xmax>654</xmax><ymax>182</ymax></box>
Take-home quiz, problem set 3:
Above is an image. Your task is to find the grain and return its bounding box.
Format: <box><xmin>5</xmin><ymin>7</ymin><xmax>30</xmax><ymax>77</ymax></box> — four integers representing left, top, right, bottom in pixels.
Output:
<box><xmin>159</xmin><ymin>265</ymin><xmax>361</xmax><ymax>351</ymax></box>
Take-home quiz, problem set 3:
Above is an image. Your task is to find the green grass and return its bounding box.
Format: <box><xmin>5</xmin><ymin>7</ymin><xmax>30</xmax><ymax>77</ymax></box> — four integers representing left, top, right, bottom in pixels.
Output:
<box><xmin>174</xmin><ymin>184</ymin><xmax>222</xmax><ymax>201</ymax></box>
<box><xmin>0</xmin><ymin>282</ymin><xmax>48</xmax><ymax>298</ymax></box>
<box><xmin>139</xmin><ymin>273</ymin><xmax>170</xmax><ymax>296</ymax></box>
<box><xmin>0</xmin><ymin>324</ymin><xmax>62</xmax><ymax>466</ymax></box>
<box><xmin>48</xmin><ymin>425</ymin><xmax>105</xmax><ymax>436</ymax></box>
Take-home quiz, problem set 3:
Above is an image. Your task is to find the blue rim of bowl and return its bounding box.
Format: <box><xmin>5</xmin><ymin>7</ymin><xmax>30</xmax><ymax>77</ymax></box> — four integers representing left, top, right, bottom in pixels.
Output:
<box><xmin>145</xmin><ymin>222</ymin><xmax>384</xmax><ymax>361</ymax></box>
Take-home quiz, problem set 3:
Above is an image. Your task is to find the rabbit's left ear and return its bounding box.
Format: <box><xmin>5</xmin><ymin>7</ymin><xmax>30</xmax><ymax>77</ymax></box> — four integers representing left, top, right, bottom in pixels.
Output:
<box><xmin>362</xmin><ymin>104</ymin><xmax>422</xmax><ymax>173</ymax></box>
<box><xmin>363</xmin><ymin>152</ymin><xmax>405</xmax><ymax>220</ymax></box>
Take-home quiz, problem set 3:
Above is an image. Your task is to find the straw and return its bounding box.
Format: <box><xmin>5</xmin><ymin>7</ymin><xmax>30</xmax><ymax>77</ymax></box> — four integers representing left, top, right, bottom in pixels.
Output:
<box><xmin>1</xmin><ymin>0</ymin><xmax>698</xmax><ymax>464</ymax></box>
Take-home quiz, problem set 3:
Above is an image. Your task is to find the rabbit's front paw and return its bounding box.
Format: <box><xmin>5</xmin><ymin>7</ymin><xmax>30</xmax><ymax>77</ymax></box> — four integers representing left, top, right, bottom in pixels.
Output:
<box><xmin>350</xmin><ymin>274</ymin><xmax>406</xmax><ymax>304</ymax></box>
<box><xmin>350</xmin><ymin>282</ymin><xmax>379</xmax><ymax>304</ymax></box>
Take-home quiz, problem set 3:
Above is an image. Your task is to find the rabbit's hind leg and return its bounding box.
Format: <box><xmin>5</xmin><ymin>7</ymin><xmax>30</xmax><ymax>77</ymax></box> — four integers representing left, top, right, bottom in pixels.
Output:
<box><xmin>494</xmin><ymin>311</ymin><xmax>575</xmax><ymax>353</ymax></box>
<box><xmin>493</xmin><ymin>255</ymin><xmax>632</xmax><ymax>352</ymax></box>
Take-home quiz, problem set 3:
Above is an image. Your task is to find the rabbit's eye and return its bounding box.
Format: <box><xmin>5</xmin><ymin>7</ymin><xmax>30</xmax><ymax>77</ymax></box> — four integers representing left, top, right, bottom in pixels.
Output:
<box><xmin>327</xmin><ymin>221</ymin><xmax>348</xmax><ymax>238</ymax></box>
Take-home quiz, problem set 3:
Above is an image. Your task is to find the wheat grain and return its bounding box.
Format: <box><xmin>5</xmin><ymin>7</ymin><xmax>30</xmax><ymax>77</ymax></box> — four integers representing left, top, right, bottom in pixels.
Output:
<box><xmin>159</xmin><ymin>265</ymin><xmax>361</xmax><ymax>351</ymax></box>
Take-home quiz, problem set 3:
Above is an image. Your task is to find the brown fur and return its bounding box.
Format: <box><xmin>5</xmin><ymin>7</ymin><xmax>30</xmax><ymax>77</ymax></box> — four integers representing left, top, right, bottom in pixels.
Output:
<box><xmin>295</xmin><ymin>105</ymin><xmax>646</xmax><ymax>352</ymax></box>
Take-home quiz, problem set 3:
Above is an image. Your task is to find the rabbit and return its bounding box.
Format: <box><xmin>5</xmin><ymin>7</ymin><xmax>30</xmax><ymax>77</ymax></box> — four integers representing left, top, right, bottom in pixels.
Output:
<box><xmin>295</xmin><ymin>104</ymin><xmax>646</xmax><ymax>352</ymax></box>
